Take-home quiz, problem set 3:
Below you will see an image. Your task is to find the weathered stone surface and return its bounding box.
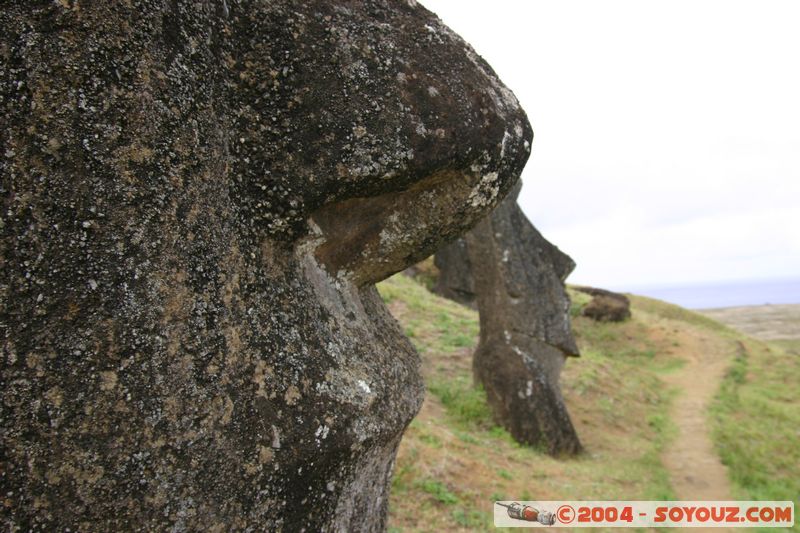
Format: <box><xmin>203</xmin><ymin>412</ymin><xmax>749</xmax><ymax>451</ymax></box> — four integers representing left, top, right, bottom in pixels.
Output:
<box><xmin>576</xmin><ymin>286</ymin><xmax>632</xmax><ymax>322</ymax></box>
<box><xmin>0</xmin><ymin>1</ymin><xmax>531</xmax><ymax>531</ymax></box>
<box><xmin>433</xmin><ymin>238</ymin><xmax>476</xmax><ymax>308</ymax></box>
<box><xmin>436</xmin><ymin>183</ymin><xmax>582</xmax><ymax>455</ymax></box>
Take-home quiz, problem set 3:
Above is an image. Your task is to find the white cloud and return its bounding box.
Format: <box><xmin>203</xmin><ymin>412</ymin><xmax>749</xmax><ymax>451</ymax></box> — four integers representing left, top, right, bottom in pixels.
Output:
<box><xmin>422</xmin><ymin>0</ymin><xmax>800</xmax><ymax>288</ymax></box>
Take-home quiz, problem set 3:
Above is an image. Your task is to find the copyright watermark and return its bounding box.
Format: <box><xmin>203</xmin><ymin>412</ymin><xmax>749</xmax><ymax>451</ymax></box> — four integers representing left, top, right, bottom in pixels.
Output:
<box><xmin>494</xmin><ymin>501</ymin><xmax>794</xmax><ymax>527</ymax></box>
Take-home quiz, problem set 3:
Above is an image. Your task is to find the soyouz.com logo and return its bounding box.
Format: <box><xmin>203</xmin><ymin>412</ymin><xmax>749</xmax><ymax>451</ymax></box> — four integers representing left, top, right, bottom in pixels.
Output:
<box><xmin>494</xmin><ymin>501</ymin><xmax>795</xmax><ymax>528</ymax></box>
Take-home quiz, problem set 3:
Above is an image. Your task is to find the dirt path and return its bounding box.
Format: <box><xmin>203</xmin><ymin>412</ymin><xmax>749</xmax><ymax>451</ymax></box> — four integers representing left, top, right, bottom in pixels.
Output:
<box><xmin>661</xmin><ymin>329</ymin><xmax>733</xmax><ymax>501</ymax></box>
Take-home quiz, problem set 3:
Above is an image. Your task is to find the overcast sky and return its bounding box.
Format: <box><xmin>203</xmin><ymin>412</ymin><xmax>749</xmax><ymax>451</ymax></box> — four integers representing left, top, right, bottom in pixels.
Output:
<box><xmin>422</xmin><ymin>0</ymin><xmax>800</xmax><ymax>289</ymax></box>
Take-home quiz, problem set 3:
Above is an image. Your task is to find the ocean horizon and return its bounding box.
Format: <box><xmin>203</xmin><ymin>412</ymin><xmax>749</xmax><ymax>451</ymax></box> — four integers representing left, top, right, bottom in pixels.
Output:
<box><xmin>613</xmin><ymin>278</ymin><xmax>800</xmax><ymax>310</ymax></box>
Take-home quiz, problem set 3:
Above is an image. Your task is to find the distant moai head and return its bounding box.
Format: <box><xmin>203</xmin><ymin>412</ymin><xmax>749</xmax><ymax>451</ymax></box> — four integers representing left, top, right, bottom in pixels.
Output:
<box><xmin>1</xmin><ymin>1</ymin><xmax>531</xmax><ymax>530</ymax></box>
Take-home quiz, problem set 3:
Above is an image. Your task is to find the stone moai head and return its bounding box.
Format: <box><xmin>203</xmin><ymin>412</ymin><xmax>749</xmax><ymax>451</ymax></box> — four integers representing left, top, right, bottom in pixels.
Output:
<box><xmin>1</xmin><ymin>1</ymin><xmax>532</xmax><ymax>530</ymax></box>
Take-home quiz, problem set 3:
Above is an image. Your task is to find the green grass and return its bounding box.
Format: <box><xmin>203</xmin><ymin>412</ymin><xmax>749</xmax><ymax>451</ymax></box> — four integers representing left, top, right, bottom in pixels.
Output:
<box><xmin>379</xmin><ymin>274</ymin><xmax>479</xmax><ymax>355</ymax></box>
<box><xmin>427</xmin><ymin>377</ymin><xmax>494</xmax><ymax>429</ymax></box>
<box><xmin>710</xmin><ymin>339</ymin><xmax>800</xmax><ymax>519</ymax></box>
<box><xmin>450</xmin><ymin>507</ymin><xmax>490</xmax><ymax>529</ymax></box>
<box><xmin>417</xmin><ymin>478</ymin><xmax>460</xmax><ymax>505</ymax></box>
<box><xmin>496</xmin><ymin>468</ymin><xmax>513</xmax><ymax>480</ymax></box>
<box><xmin>771</xmin><ymin>338</ymin><xmax>800</xmax><ymax>355</ymax></box>
<box><xmin>569</xmin><ymin>289</ymin><xmax>593</xmax><ymax>317</ymax></box>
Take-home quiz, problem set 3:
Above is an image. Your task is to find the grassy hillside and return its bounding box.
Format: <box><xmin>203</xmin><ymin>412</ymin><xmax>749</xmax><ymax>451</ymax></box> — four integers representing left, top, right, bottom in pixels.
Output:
<box><xmin>633</xmin><ymin>295</ymin><xmax>800</xmax><ymax>506</ymax></box>
<box><xmin>378</xmin><ymin>274</ymin><xmax>800</xmax><ymax>532</ymax></box>
<box><xmin>633</xmin><ymin>296</ymin><xmax>800</xmax><ymax>514</ymax></box>
<box><xmin>700</xmin><ymin>304</ymin><xmax>800</xmax><ymax>342</ymax></box>
<box><xmin>710</xmin><ymin>334</ymin><xmax>800</xmax><ymax>504</ymax></box>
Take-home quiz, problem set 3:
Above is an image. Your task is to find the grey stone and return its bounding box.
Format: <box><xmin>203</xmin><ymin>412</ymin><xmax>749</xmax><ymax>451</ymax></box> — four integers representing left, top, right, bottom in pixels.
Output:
<box><xmin>433</xmin><ymin>238</ymin><xmax>476</xmax><ymax>308</ymax></box>
<box><xmin>436</xmin><ymin>183</ymin><xmax>582</xmax><ymax>455</ymax></box>
<box><xmin>0</xmin><ymin>1</ymin><xmax>531</xmax><ymax>530</ymax></box>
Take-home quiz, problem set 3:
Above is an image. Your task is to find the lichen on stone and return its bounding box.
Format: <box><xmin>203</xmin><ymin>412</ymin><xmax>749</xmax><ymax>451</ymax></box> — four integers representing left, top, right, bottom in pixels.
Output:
<box><xmin>1</xmin><ymin>1</ymin><xmax>532</xmax><ymax>530</ymax></box>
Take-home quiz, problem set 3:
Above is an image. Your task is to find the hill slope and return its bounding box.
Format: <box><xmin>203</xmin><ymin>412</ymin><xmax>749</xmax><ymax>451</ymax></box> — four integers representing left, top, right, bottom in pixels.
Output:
<box><xmin>378</xmin><ymin>274</ymin><xmax>799</xmax><ymax>532</ymax></box>
<box><xmin>700</xmin><ymin>304</ymin><xmax>800</xmax><ymax>341</ymax></box>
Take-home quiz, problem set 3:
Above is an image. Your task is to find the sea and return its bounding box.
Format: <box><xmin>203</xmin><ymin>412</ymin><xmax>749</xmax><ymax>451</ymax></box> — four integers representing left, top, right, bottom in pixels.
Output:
<box><xmin>615</xmin><ymin>278</ymin><xmax>800</xmax><ymax>310</ymax></box>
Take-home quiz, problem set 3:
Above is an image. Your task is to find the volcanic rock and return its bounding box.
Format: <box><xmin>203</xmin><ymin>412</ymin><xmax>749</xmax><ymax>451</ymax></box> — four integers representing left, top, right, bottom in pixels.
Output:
<box><xmin>433</xmin><ymin>238</ymin><xmax>477</xmax><ymax>308</ymax></box>
<box><xmin>576</xmin><ymin>286</ymin><xmax>632</xmax><ymax>322</ymax></box>
<box><xmin>0</xmin><ymin>1</ymin><xmax>531</xmax><ymax>530</ymax></box>
<box><xmin>436</xmin><ymin>183</ymin><xmax>582</xmax><ymax>455</ymax></box>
